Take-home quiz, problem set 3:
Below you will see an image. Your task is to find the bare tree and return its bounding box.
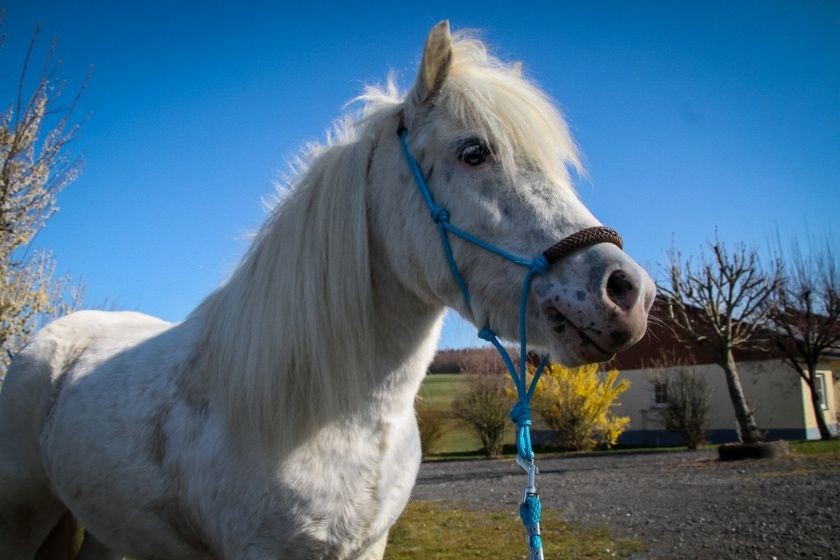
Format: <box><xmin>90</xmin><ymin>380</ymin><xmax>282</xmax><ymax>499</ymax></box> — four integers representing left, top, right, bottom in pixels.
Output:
<box><xmin>768</xmin><ymin>239</ymin><xmax>839</xmax><ymax>440</ymax></box>
<box><xmin>660</xmin><ymin>237</ymin><xmax>782</xmax><ymax>443</ymax></box>
<box><xmin>452</xmin><ymin>373</ymin><xmax>509</xmax><ymax>458</ymax></box>
<box><xmin>415</xmin><ymin>397</ymin><xmax>447</xmax><ymax>457</ymax></box>
<box><xmin>0</xmin><ymin>19</ymin><xmax>89</xmax><ymax>373</ymax></box>
<box><xmin>648</xmin><ymin>351</ymin><xmax>711</xmax><ymax>450</ymax></box>
<box><xmin>459</xmin><ymin>347</ymin><xmax>518</xmax><ymax>376</ymax></box>
<box><xmin>428</xmin><ymin>347</ymin><xmax>516</xmax><ymax>376</ymax></box>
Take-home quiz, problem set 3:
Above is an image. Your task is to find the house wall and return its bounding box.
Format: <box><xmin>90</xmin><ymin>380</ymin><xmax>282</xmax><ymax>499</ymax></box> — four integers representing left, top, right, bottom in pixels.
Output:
<box><xmin>615</xmin><ymin>359</ymin><xmax>837</xmax><ymax>446</ymax></box>
<box><xmin>832</xmin><ymin>360</ymin><xmax>840</xmax><ymax>430</ymax></box>
<box><xmin>800</xmin><ymin>360</ymin><xmax>838</xmax><ymax>437</ymax></box>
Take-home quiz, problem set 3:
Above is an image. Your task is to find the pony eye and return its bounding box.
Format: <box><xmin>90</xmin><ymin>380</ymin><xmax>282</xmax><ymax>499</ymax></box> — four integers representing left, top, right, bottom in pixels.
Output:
<box><xmin>458</xmin><ymin>142</ymin><xmax>492</xmax><ymax>166</ymax></box>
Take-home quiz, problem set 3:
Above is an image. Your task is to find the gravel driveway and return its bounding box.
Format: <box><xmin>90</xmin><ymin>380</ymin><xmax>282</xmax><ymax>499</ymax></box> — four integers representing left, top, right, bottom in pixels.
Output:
<box><xmin>412</xmin><ymin>450</ymin><xmax>839</xmax><ymax>559</ymax></box>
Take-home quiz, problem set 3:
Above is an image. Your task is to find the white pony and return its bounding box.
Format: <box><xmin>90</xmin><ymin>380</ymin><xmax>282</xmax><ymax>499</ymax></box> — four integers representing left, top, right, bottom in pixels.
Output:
<box><xmin>0</xmin><ymin>22</ymin><xmax>655</xmax><ymax>560</ymax></box>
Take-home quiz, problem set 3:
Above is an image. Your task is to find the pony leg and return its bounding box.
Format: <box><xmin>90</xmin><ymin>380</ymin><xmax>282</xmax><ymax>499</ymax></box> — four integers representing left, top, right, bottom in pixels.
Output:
<box><xmin>0</xmin><ymin>368</ymin><xmax>70</xmax><ymax>558</ymax></box>
<box><xmin>0</xmin><ymin>491</ymin><xmax>69</xmax><ymax>560</ymax></box>
<box><xmin>77</xmin><ymin>531</ymin><xmax>124</xmax><ymax>560</ymax></box>
<box><xmin>357</xmin><ymin>532</ymin><xmax>388</xmax><ymax>560</ymax></box>
<box><xmin>0</xmin><ymin>437</ymin><xmax>68</xmax><ymax>558</ymax></box>
<box><xmin>34</xmin><ymin>511</ymin><xmax>79</xmax><ymax>560</ymax></box>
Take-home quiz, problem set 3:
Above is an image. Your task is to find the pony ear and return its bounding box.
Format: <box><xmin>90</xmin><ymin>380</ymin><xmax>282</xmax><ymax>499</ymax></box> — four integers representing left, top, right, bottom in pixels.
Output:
<box><xmin>411</xmin><ymin>20</ymin><xmax>452</xmax><ymax>106</ymax></box>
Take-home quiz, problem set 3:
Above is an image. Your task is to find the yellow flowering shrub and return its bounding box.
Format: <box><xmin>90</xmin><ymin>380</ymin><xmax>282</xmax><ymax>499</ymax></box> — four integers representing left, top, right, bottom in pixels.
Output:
<box><xmin>528</xmin><ymin>363</ymin><xmax>630</xmax><ymax>451</ymax></box>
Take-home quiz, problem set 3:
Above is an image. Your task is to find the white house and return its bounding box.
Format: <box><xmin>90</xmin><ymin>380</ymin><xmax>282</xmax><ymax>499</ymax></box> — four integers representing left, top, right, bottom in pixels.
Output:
<box><xmin>608</xmin><ymin>305</ymin><xmax>838</xmax><ymax>446</ymax></box>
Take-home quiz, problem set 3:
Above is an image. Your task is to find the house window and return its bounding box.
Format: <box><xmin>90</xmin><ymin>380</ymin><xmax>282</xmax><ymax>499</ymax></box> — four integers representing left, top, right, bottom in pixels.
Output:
<box><xmin>654</xmin><ymin>381</ymin><xmax>669</xmax><ymax>406</ymax></box>
<box><xmin>814</xmin><ymin>373</ymin><xmax>828</xmax><ymax>411</ymax></box>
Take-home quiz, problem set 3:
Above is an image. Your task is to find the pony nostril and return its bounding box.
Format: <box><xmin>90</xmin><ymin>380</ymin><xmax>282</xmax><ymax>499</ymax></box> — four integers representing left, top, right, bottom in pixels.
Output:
<box><xmin>606</xmin><ymin>269</ymin><xmax>636</xmax><ymax>309</ymax></box>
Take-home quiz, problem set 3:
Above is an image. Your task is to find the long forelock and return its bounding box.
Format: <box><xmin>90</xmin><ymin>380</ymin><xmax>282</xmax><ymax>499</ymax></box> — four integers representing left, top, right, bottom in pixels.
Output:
<box><xmin>442</xmin><ymin>34</ymin><xmax>582</xmax><ymax>190</ymax></box>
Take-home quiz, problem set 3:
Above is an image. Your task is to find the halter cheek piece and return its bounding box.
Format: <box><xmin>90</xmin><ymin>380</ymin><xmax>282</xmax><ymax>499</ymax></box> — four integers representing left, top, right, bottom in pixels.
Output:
<box><xmin>398</xmin><ymin>126</ymin><xmax>622</xmax><ymax>560</ymax></box>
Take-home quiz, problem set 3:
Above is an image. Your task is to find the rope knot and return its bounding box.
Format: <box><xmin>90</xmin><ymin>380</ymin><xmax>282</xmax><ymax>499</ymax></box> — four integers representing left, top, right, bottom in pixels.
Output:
<box><xmin>520</xmin><ymin>493</ymin><xmax>542</xmax><ymax>526</ymax></box>
<box><xmin>509</xmin><ymin>401</ymin><xmax>532</xmax><ymax>427</ymax></box>
<box><xmin>520</xmin><ymin>494</ymin><xmax>543</xmax><ymax>553</ymax></box>
<box><xmin>430</xmin><ymin>207</ymin><xmax>449</xmax><ymax>223</ymax></box>
<box><xmin>477</xmin><ymin>327</ymin><xmax>497</xmax><ymax>341</ymax></box>
<box><xmin>530</xmin><ymin>255</ymin><xmax>549</xmax><ymax>275</ymax></box>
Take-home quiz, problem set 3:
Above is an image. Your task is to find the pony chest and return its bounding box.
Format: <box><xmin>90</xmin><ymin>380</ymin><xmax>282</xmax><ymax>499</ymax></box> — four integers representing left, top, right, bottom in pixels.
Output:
<box><xmin>282</xmin><ymin>428</ymin><xmax>392</xmax><ymax>516</ymax></box>
<box><xmin>266</xmin><ymin>417</ymin><xmax>420</xmax><ymax>552</ymax></box>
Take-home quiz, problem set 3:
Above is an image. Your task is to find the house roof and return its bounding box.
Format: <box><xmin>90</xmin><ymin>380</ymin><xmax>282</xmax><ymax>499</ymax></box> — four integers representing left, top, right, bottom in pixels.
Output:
<box><xmin>605</xmin><ymin>297</ymin><xmax>783</xmax><ymax>370</ymax></box>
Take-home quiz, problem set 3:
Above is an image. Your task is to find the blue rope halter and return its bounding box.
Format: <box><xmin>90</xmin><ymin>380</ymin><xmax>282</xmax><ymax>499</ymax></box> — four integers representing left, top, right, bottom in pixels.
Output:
<box><xmin>399</xmin><ymin>126</ymin><xmax>622</xmax><ymax>560</ymax></box>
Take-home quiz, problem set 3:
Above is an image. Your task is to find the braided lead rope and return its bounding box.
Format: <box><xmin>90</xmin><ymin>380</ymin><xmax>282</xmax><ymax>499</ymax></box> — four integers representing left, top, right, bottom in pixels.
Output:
<box><xmin>399</xmin><ymin>127</ymin><xmax>622</xmax><ymax>559</ymax></box>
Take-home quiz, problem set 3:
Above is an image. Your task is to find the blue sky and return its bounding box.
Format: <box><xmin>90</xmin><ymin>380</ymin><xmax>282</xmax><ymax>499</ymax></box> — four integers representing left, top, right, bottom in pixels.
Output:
<box><xmin>4</xmin><ymin>1</ymin><xmax>839</xmax><ymax>349</ymax></box>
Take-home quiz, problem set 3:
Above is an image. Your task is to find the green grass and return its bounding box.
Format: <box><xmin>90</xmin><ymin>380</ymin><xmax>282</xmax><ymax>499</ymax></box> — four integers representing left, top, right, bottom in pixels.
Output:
<box><xmin>385</xmin><ymin>500</ymin><xmax>646</xmax><ymax>560</ymax></box>
<box><xmin>417</xmin><ymin>374</ymin><xmax>466</xmax><ymax>408</ymax></box>
<box><xmin>789</xmin><ymin>439</ymin><xmax>840</xmax><ymax>455</ymax></box>
<box><xmin>418</xmin><ymin>374</ymin><xmax>481</xmax><ymax>454</ymax></box>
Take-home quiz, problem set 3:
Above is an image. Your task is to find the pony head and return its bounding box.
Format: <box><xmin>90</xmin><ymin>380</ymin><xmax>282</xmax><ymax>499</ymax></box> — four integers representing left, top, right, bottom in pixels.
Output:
<box><xmin>367</xmin><ymin>21</ymin><xmax>655</xmax><ymax>365</ymax></box>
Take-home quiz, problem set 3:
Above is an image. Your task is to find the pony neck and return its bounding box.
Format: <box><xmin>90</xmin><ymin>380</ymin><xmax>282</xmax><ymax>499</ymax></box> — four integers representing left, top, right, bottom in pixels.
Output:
<box><xmin>366</xmin><ymin>259</ymin><xmax>446</xmax><ymax>415</ymax></box>
<box><xmin>195</xmin><ymin>137</ymin><xmax>444</xmax><ymax>451</ymax></box>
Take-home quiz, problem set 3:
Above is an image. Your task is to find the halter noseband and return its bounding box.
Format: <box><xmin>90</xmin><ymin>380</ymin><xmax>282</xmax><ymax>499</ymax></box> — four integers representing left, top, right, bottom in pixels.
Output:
<box><xmin>399</xmin><ymin>126</ymin><xmax>621</xmax><ymax>560</ymax></box>
<box><xmin>543</xmin><ymin>226</ymin><xmax>623</xmax><ymax>264</ymax></box>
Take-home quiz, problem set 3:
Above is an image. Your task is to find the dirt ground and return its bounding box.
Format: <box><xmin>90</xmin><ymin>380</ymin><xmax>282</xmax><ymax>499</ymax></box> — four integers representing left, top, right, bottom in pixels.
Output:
<box><xmin>411</xmin><ymin>449</ymin><xmax>840</xmax><ymax>559</ymax></box>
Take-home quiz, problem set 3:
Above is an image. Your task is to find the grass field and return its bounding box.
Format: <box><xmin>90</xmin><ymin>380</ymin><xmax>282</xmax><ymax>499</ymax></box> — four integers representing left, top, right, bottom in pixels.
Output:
<box><xmin>789</xmin><ymin>439</ymin><xmax>840</xmax><ymax>455</ymax></box>
<box><xmin>384</xmin><ymin>500</ymin><xmax>646</xmax><ymax>560</ymax></box>
<box><xmin>416</xmin><ymin>374</ymin><xmax>466</xmax><ymax>409</ymax></box>
<box><xmin>416</xmin><ymin>374</ymin><xmax>477</xmax><ymax>454</ymax></box>
<box><xmin>416</xmin><ymin>373</ymin><xmax>519</xmax><ymax>457</ymax></box>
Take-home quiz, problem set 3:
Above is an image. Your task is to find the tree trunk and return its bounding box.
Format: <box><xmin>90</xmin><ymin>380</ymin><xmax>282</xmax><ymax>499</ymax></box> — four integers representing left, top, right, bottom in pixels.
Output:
<box><xmin>721</xmin><ymin>351</ymin><xmax>762</xmax><ymax>443</ymax></box>
<box><xmin>805</xmin><ymin>369</ymin><xmax>833</xmax><ymax>440</ymax></box>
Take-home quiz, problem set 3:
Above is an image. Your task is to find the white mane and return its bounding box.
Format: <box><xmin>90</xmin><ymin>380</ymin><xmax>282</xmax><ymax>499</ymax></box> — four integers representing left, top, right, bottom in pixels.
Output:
<box><xmin>195</xmin><ymin>32</ymin><xmax>582</xmax><ymax>448</ymax></box>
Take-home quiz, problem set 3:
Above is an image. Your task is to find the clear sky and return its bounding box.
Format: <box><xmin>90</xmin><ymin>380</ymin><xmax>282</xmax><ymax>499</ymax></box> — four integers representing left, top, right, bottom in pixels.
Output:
<box><xmin>3</xmin><ymin>1</ymin><xmax>839</xmax><ymax>349</ymax></box>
